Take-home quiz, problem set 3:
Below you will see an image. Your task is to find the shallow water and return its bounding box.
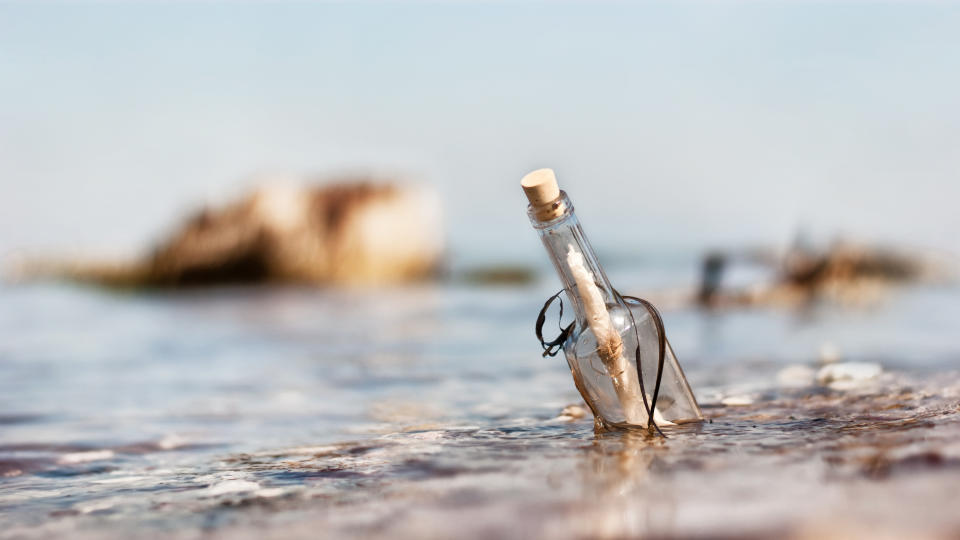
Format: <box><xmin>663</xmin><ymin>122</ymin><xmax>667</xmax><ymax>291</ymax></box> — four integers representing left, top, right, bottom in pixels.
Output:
<box><xmin>1</xmin><ymin>273</ymin><xmax>959</xmax><ymax>538</ymax></box>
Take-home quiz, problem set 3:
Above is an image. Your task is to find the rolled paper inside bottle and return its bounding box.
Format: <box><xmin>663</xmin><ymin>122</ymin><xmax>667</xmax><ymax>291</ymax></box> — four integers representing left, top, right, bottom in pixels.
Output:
<box><xmin>566</xmin><ymin>245</ymin><xmax>645</xmax><ymax>424</ymax></box>
<box><xmin>566</xmin><ymin>245</ymin><xmax>672</xmax><ymax>426</ymax></box>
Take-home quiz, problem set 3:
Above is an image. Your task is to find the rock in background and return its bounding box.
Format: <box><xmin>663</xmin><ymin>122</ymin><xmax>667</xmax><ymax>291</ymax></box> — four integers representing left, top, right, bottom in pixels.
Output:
<box><xmin>25</xmin><ymin>180</ymin><xmax>444</xmax><ymax>288</ymax></box>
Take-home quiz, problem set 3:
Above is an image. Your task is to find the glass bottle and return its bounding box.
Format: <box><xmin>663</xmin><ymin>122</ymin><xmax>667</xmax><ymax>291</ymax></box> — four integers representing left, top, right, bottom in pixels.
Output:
<box><xmin>522</xmin><ymin>169</ymin><xmax>702</xmax><ymax>431</ymax></box>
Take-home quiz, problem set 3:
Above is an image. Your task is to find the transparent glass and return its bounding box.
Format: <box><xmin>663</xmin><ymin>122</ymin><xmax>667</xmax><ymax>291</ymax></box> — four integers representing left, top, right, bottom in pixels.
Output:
<box><xmin>529</xmin><ymin>192</ymin><xmax>702</xmax><ymax>430</ymax></box>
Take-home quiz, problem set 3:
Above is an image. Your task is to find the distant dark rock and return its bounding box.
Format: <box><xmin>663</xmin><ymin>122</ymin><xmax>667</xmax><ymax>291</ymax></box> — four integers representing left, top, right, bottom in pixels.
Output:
<box><xmin>459</xmin><ymin>265</ymin><xmax>537</xmax><ymax>285</ymax></box>
<box><xmin>697</xmin><ymin>240</ymin><xmax>943</xmax><ymax>308</ymax></box>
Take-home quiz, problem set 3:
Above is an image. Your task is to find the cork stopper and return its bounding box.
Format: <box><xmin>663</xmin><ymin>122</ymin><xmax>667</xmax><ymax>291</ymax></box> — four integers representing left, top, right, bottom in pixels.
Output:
<box><xmin>521</xmin><ymin>168</ymin><xmax>565</xmax><ymax>221</ymax></box>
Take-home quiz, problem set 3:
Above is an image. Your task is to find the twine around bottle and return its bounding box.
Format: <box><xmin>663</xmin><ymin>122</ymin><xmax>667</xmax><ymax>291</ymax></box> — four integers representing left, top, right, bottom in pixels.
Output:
<box><xmin>535</xmin><ymin>289</ymin><xmax>667</xmax><ymax>437</ymax></box>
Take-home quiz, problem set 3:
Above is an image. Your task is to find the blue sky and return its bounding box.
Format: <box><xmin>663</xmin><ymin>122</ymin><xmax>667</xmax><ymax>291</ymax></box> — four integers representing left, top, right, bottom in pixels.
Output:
<box><xmin>1</xmin><ymin>2</ymin><xmax>958</xmax><ymax>262</ymax></box>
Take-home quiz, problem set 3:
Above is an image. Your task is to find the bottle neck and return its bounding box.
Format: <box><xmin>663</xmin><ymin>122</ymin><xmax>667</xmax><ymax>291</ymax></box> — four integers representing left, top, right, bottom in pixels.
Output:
<box><xmin>528</xmin><ymin>192</ymin><xmax>618</xmax><ymax>325</ymax></box>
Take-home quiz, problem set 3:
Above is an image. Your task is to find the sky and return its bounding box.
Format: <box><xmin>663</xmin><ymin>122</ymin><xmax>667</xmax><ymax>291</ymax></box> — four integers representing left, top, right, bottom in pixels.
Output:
<box><xmin>1</xmin><ymin>1</ymin><xmax>958</xmax><ymax>264</ymax></box>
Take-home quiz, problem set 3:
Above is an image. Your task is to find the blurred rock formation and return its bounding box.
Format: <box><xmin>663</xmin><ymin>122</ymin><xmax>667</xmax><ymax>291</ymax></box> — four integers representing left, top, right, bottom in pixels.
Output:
<box><xmin>697</xmin><ymin>240</ymin><xmax>943</xmax><ymax>308</ymax></box>
<box><xmin>24</xmin><ymin>181</ymin><xmax>444</xmax><ymax>288</ymax></box>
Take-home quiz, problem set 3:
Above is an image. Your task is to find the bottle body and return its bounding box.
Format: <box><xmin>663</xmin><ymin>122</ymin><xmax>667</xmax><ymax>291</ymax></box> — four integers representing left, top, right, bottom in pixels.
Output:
<box><xmin>570</xmin><ymin>298</ymin><xmax>702</xmax><ymax>428</ymax></box>
<box><xmin>529</xmin><ymin>192</ymin><xmax>702</xmax><ymax>429</ymax></box>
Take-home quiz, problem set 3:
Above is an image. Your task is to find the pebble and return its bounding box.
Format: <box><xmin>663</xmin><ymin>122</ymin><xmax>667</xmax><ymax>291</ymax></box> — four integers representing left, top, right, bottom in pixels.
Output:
<box><xmin>816</xmin><ymin>362</ymin><xmax>882</xmax><ymax>388</ymax></box>
<box><xmin>206</xmin><ymin>480</ymin><xmax>261</xmax><ymax>496</ymax></box>
<box><xmin>777</xmin><ymin>365</ymin><xmax>817</xmax><ymax>387</ymax></box>
<box><xmin>58</xmin><ymin>450</ymin><xmax>114</xmax><ymax>465</ymax></box>
<box><xmin>556</xmin><ymin>404</ymin><xmax>588</xmax><ymax>420</ymax></box>
<box><xmin>254</xmin><ymin>488</ymin><xmax>287</xmax><ymax>498</ymax></box>
<box><xmin>818</xmin><ymin>342</ymin><xmax>842</xmax><ymax>364</ymax></box>
<box><xmin>721</xmin><ymin>395</ymin><xmax>754</xmax><ymax>406</ymax></box>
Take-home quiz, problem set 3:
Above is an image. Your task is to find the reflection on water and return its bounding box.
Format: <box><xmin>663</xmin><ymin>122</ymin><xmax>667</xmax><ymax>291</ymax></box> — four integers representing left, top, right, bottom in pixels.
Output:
<box><xmin>0</xmin><ymin>276</ymin><xmax>959</xmax><ymax>538</ymax></box>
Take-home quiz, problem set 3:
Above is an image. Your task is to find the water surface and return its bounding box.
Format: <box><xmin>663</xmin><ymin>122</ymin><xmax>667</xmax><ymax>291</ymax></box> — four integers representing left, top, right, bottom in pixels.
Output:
<box><xmin>1</xmin><ymin>272</ymin><xmax>959</xmax><ymax>538</ymax></box>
